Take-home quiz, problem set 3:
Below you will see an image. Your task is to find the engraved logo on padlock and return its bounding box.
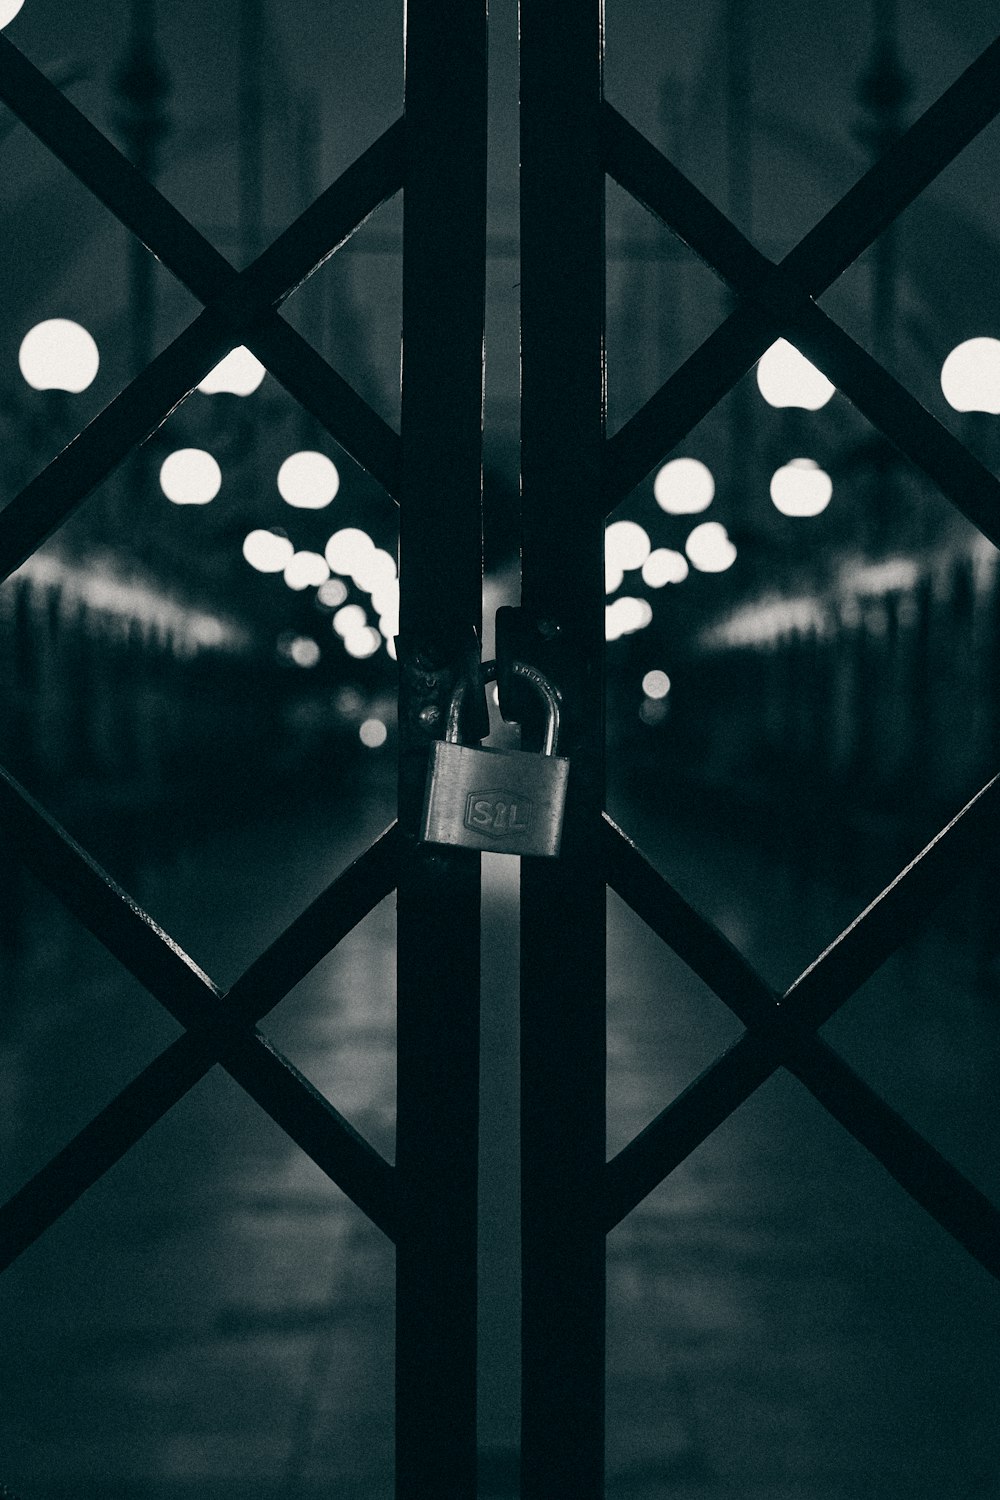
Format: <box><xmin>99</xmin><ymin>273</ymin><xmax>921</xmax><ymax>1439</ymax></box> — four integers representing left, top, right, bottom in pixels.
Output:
<box><xmin>464</xmin><ymin>791</ymin><xmax>533</xmax><ymax>837</ymax></box>
<box><xmin>420</xmin><ymin>660</ymin><xmax>569</xmax><ymax>857</ymax></box>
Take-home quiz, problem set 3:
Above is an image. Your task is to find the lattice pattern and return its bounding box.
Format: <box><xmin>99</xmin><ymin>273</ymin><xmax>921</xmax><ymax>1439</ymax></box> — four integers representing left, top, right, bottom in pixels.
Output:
<box><xmin>0</xmin><ymin>22</ymin><xmax>998</xmax><ymax>1302</ymax></box>
<box><xmin>0</xmin><ymin>35</ymin><xmax>406</xmax><ymax>1267</ymax></box>
<box><xmin>598</xmin><ymin>38</ymin><xmax>1000</xmax><ymax>1279</ymax></box>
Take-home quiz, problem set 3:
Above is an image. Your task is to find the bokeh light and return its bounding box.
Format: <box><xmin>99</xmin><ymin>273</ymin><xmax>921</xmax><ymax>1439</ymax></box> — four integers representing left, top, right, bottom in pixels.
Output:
<box><xmin>353</xmin><ymin>547</ymin><xmax>397</xmax><ymax>593</ymax></box>
<box><xmin>605</xmin><ymin>520</ymin><xmax>651</xmax><ymax>572</ymax></box>
<box><xmin>940</xmin><ymin>338</ymin><xmax>1000</xmax><ymax>414</ymax></box>
<box><xmin>770</xmin><ymin>457</ymin><xmax>833</xmax><ymax>517</ymax></box>
<box><xmin>640</xmin><ymin>698</ymin><xmax>668</xmax><ymax>726</ymax></box>
<box><xmin>642</xmin><ymin>669</ymin><xmax>671</xmax><ymax>699</ymax></box>
<box><xmin>243</xmin><ymin>529</ymin><xmax>294</xmax><ymax>573</ymax></box>
<box><xmin>642</xmin><ymin>548</ymin><xmax>688</xmax><ymax>587</ymax></box>
<box><xmin>19</xmin><ymin>319</ymin><xmax>99</xmax><ymax>392</ymax></box>
<box><xmin>198</xmin><ymin>346</ymin><xmax>267</xmax><ymax>396</ymax></box>
<box><xmin>333</xmin><ymin>604</ymin><xmax>368</xmax><ymax>638</ymax></box>
<box><xmin>653</xmin><ymin>457</ymin><xmax>714</xmax><ymax>514</ymax></box>
<box><xmin>756</xmin><ymin>338</ymin><xmax>835</xmax><ymax>410</ymax></box>
<box><xmin>344</xmin><ymin>626</ymin><xmax>382</xmax><ymax>659</ymax></box>
<box><xmin>325</xmin><ymin>527</ymin><xmax>375</xmax><ymax>576</ymax></box>
<box><xmin>278</xmin><ymin>451</ymin><xmax>340</xmax><ymax>508</ymax></box>
<box><xmin>159</xmin><ymin>448</ymin><xmax>221</xmax><ymax>505</ymax></box>
<box><xmin>0</xmin><ymin>1</ymin><xmax>26</xmax><ymax>27</ymax></box>
<box><xmin>359</xmin><ymin>718</ymin><xmax>389</xmax><ymax>748</ymax></box>
<box><xmin>316</xmin><ymin>578</ymin><xmax>349</xmax><ymax>609</ymax></box>
<box><xmin>370</xmin><ymin>578</ymin><xmax>400</xmax><ymax>618</ymax></box>
<box><xmin>685</xmin><ymin>521</ymin><xmax>737</xmax><ymax>572</ymax></box>
<box><xmin>605</xmin><ymin>559</ymin><xmax>624</xmax><ymax>595</ymax></box>
<box><xmin>283</xmin><ymin>551</ymin><xmax>331</xmax><ymax>590</ymax></box>
<box><xmin>606</xmin><ymin>596</ymin><xmax>653</xmax><ymax>641</ymax></box>
<box><xmin>289</xmin><ymin>636</ymin><xmax>320</xmax><ymax>668</ymax></box>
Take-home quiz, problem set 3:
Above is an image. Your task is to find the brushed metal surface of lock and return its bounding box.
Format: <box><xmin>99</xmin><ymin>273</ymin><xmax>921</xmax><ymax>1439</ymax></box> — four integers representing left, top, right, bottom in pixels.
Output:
<box><xmin>420</xmin><ymin>661</ymin><xmax>570</xmax><ymax>856</ymax></box>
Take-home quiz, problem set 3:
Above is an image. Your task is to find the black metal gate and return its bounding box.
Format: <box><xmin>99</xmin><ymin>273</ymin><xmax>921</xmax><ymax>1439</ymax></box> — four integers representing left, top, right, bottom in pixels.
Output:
<box><xmin>1</xmin><ymin>5</ymin><xmax>1000</xmax><ymax>1497</ymax></box>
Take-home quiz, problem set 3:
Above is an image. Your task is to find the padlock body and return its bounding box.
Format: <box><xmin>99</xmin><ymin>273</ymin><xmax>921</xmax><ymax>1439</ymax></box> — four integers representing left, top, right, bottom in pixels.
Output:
<box><xmin>421</xmin><ymin>742</ymin><xmax>569</xmax><ymax>856</ymax></box>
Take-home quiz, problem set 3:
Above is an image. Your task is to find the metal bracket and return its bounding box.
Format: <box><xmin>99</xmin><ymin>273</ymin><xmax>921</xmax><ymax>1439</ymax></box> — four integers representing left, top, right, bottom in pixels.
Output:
<box><xmin>396</xmin><ymin>623</ymin><xmax>490</xmax><ymax>746</ymax></box>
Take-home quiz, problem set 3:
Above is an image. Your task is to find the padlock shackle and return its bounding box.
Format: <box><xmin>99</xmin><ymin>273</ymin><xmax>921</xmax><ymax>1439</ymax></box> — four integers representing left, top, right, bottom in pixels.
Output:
<box><xmin>446</xmin><ymin>658</ymin><xmax>561</xmax><ymax>755</ymax></box>
<box><xmin>510</xmin><ymin>660</ymin><xmax>560</xmax><ymax>756</ymax></box>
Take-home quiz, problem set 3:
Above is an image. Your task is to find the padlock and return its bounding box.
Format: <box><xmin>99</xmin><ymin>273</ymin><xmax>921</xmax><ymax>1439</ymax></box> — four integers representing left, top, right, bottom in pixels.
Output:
<box><xmin>420</xmin><ymin>660</ymin><xmax>570</xmax><ymax>856</ymax></box>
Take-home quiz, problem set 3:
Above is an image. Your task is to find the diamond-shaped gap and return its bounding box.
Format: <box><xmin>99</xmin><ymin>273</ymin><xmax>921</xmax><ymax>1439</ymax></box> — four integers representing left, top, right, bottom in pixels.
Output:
<box><xmin>259</xmin><ymin>893</ymin><xmax>396</xmax><ymax>1168</ymax></box>
<box><xmin>155</xmin><ymin>0</ymin><xmax>402</xmax><ymax>262</ymax></box>
<box><xmin>0</xmin><ymin>292</ymin><xmax>398</xmax><ymax>864</ymax></box>
<box><xmin>819</xmin><ymin>867</ymin><xmax>1000</xmax><ymax>1202</ymax></box>
<box><xmin>94</xmin><ymin>772</ymin><xmax>396</xmax><ymax>1036</ymax></box>
<box><xmin>0</xmin><ymin>1063</ymin><xmax>394</xmax><ymax>1500</ymax></box>
<box><xmin>0</xmin><ymin>338</ymin><xmax>398</xmax><ymax>933</ymax></box>
<box><xmin>606</xmin><ymin>1066</ymin><xmax>1000</xmax><ymax>1500</ymax></box>
<box><xmin>0</xmin><ymin>111</ymin><xmax>204</xmax><ymax>491</ymax></box>
<box><xmin>136</xmin><ymin>354</ymin><xmax>398</xmax><ymax>633</ymax></box>
<box><xmin>607</xmin><ymin>887</ymin><xmax>743</xmax><ymax>1161</ymax></box>
<box><xmin>605</xmin><ymin>176</ymin><xmax>734</xmax><ymax>440</ymax></box>
<box><xmin>286</xmin><ymin>190</ymin><xmax>403</xmax><ymax>438</ymax></box>
<box><xmin>606</xmin><ymin>0</ymin><xmax>874</xmax><ymax>266</ymax></box>
<box><xmin>604</xmin><ymin>370</ymin><xmax>778</xmax><ymax>715</ymax></box>
<box><xmin>818</xmin><ymin>107</ymin><xmax>1000</xmax><ymax>483</ymax></box>
<box><xmin>607</xmin><ymin>2</ymin><xmax>999</xmax><ymax>276</ymax></box>
<box><xmin>608</xmin><ymin>360</ymin><xmax>1000</xmax><ymax>918</ymax></box>
<box><xmin>8</xmin><ymin>0</ymin><xmax>403</xmax><ymax>269</ymax></box>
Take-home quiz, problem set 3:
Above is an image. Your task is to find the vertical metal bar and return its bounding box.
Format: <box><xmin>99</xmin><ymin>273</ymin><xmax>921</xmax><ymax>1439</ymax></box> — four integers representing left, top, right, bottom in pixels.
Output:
<box><xmin>396</xmin><ymin>1</ymin><xmax>488</xmax><ymax>1495</ymax></box>
<box><xmin>519</xmin><ymin>3</ymin><xmax>607</xmax><ymax>1496</ymax></box>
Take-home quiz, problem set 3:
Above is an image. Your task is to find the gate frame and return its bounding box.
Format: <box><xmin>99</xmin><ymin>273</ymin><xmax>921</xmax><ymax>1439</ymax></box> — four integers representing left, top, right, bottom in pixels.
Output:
<box><xmin>0</xmin><ymin>7</ymin><xmax>998</xmax><ymax>1498</ymax></box>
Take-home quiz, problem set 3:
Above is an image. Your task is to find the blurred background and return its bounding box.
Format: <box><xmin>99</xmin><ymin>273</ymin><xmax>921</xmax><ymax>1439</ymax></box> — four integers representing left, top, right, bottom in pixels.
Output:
<box><xmin>1</xmin><ymin>0</ymin><xmax>999</xmax><ymax>1496</ymax></box>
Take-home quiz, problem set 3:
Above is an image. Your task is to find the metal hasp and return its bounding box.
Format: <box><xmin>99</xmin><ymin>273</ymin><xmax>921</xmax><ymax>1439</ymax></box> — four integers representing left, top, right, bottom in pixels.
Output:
<box><xmin>421</xmin><ymin>661</ymin><xmax>570</xmax><ymax>856</ymax></box>
<box><xmin>519</xmin><ymin>0</ymin><xmax>607</xmax><ymax>1494</ymax></box>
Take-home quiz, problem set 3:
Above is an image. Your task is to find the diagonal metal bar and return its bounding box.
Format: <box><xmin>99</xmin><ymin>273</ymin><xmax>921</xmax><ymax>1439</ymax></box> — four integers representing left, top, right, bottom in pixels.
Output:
<box><xmin>0</xmin><ymin>1029</ymin><xmax>219</xmax><ymax>1273</ymax></box>
<box><xmin>0</xmin><ymin>39</ymin><xmax>402</xmax><ymax>579</ymax></box>
<box><xmin>224</xmin><ymin>823</ymin><xmax>402</xmax><ymax>1019</ymax></box>
<box><xmin>0</xmin><ymin>764</ymin><xmax>401</xmax><ymax>1250</ymax></box>
<box><xmin>601</xmin><ymin>800</ymin><xmax>1000</xmax><ymax>1278</ymax></box>
<box><xmin>603</xmin><ymin>30</ymin><xmax>1000</xmax><ymax>511</ymax></box>
<box><xmin>783</xmin><ymin>773</ymin><xmax>1000</xmax><ymax>1030</ymax></box>
<box><xmin>785</xmin><ymin>301</ymin><xmax>1000</xmax><ymax>550</ymax></box>
<box><xmin>602</xmin><ymin>810</ymin><xmax>777</xmax><ymax>1022</ymax></box>
<box><xmin>782</xmin><ymin>33</ymin><xmax>1000</xmax><ymax>291</ymax></box>
<box><xmin>604</xmin><ymin>302</ymin><xmax>781</xmax><ymax>511</ymax></box>
<box><xmin>0</xmin><ymin>34</ymin><xmax>229</xmax><ymax>299</ymax></box>
<box><xmin>0</xmin><ymin>36</ymin><xmax>402</xmax><ymax>317</ymax></box>
<box><xmin>779</xmin><ymin>1029</ymin><xmax>1000</xmax><ymax>1279</ymax></box>
<box><xmin>605</xmin><ymin>1027</ymin><xmax>783</xmax><ymax>1228</ymax></box>
<box><xmin>0</xmin><ymin>310</ymin><xmax>235</xmax><ymax>582</ymax></box>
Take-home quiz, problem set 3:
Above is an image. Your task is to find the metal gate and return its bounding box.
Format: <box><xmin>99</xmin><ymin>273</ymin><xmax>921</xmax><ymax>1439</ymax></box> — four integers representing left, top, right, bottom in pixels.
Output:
<box><xmin>2</xmin><ymin>5</ymin><xmax>1000</xmax><ymax>1497</ymax></box>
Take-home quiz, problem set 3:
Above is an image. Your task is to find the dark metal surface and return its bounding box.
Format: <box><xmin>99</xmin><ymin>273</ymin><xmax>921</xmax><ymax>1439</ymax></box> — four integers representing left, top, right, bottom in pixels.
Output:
<box><xmin>519</xmin><ymin>2</ymin><xmax>607</xmax><ymax>1494</ymax></box>
<box><xmin>395</xmin><ymin>1</ymin><xmax>488</xmax><ymax>1492</ymax></box>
